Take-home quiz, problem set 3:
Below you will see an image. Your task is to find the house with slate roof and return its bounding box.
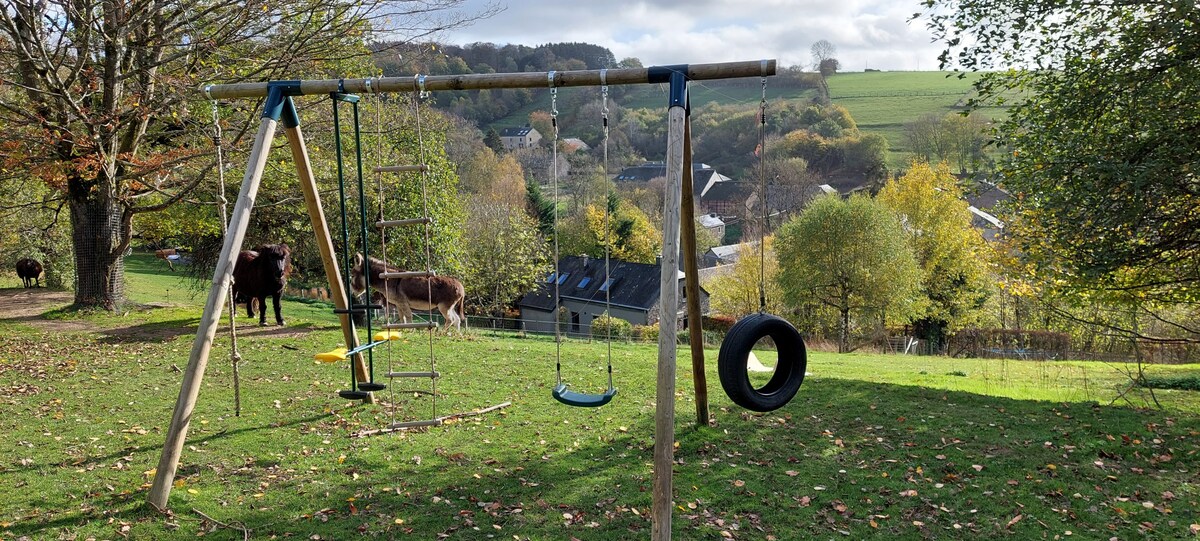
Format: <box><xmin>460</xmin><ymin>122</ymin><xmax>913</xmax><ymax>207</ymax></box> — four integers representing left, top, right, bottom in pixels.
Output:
<box><xmin>613</xmin><ymin>161</ymin><xmax>747</xmax><ymax>215</ymax></box>
<box><xmin>498</xmin><ymin>126</ymin><xmax>542</xmax><ymax>151</ymax></box>
<box><xmin>517</xmin><ymin>255</ymin><xmax>709</xmax><ymax>335</ymax></box>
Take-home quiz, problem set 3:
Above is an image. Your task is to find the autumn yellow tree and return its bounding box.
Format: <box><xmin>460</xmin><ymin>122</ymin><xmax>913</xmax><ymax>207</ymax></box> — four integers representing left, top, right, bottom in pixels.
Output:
<box><xmin>703</xmin><ymin>237</ymin><xmax>787</xmax><ymax>319</ymax></box>
<box><xmin>877</xmin><ymin>161</ymin><xmax>993</xmax><ymax>350</ymax></box>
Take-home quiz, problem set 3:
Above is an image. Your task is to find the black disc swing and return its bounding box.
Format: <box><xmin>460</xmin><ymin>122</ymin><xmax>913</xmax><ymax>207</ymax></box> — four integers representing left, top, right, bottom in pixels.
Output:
<box><xmin>549</xmin><ymin>70</ymin><xmax>617</xmax><ymax>408</ymax></box>
<box><xmin>326</xmin><ymin>90</ymin><xmax>386</xmax><ymax>399</ymax></box>
<box><xmin>716</xmin><ymin>76</ymin><xmax>807</xmax><ymax>412</ymax></box>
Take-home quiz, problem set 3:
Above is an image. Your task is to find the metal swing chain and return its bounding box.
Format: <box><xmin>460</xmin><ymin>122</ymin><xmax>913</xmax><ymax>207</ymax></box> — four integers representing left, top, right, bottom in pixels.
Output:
<box><xmin>600</xmin><ymin>71</ymin><xmax>614</xmax><ymax>391</ymax></box>
<box><xmin>757</xmin><ymin>76</ymin><xmax>768</xmax><ymax>313</ymax></box>
<box><xmin>549</xmin><ymin>72</ymin><xmax>564</xmax><ymax>388</ymax></box>
<box><xmin>373</xmin><ymin>88</ymin><xmax>399</xmax><ymax>420</ymax></box>
<box><xmin>212</xmin><ymin>99</ymin><xmax>242</xmax><ymax>417</ymax></box>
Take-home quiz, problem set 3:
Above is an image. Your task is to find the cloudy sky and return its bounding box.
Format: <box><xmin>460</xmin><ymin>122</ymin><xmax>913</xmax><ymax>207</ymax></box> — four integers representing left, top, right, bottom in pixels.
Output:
<box><xmin>441</xmin><ymin>0</ymin><xmax>947</xmax><ymax>72</ymax></box>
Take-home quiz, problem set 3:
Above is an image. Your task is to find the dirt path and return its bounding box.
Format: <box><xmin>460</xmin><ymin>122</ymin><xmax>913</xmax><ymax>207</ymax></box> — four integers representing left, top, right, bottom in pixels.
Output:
<box><xmin>0</xmin><ymin>287</ymin><xmax>313</xmax><ymax>341</ymax></box>
<box><xmin>0</xmin><ymin>287</ymin><xmax>90</xmax><ymax>332</ymax></box>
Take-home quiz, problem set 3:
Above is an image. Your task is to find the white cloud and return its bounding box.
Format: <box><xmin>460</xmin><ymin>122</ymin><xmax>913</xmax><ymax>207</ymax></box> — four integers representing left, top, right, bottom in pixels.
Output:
<box><xmin>442</xmin><ymin>0</ymin><xmax>945</xmax><ymax>71</ymax></box>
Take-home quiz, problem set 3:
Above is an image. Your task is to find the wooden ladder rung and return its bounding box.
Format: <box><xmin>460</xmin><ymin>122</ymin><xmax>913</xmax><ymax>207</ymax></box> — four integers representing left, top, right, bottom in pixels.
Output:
<box><xmin>388</xmin><ymin>419</ymin><xmax>443</xmax><ymax>430</ymax></box>
<box><xmin>386</xmin><ymin>371</ymin><xmax>440</xmax><ymax>379</ymax></box>
<box><xmin>376</xmin><ymin>217</ymin><xmax>432</xmax><ymax>228</ymax></box>
<box><xmin>379</xmin><ymin>270</ymin><xmax>436</xmax><ymax>279</ymax></box>
<box><xmin>382</xmin><ymin>321</ymin><xmax>438</xmax><ymax>330</ymax></box>
<box><xmin>374</xmin><ymin>164</ymin><xmax>427</xmax><ymax>173</ymax></box>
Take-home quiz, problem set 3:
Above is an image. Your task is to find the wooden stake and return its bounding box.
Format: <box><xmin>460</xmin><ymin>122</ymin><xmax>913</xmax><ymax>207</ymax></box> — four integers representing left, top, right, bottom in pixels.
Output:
<box><xmin>652</xmin><ymin>102</ymin><xmax>687</xmax><ymax>541</ymax></box>
<box><xmin>149</xmin><ymin>115</ymin><xmax>279</xmax><ymax>510</ymax></box>
<box><xmin>284</xmin><ymin>123</ymin><xmax>374</xmax><ymax>400</ymax></box>
<box><xmin>679</xmin><ymin>115</ymin><xmax>710</xmax><ymax>427</ymax></box>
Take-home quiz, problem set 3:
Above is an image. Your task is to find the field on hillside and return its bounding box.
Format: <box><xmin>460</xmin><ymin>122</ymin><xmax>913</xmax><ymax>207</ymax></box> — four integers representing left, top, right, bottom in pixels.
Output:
<box><xmin>1</xmin><ymin>255</ymin><xmax>1197</xmax><ymax>540</ymax></box>
<box><xmin>826</xmin><ymin>71</ymin><xmax>985</xmax><ymax>167</ymax></box>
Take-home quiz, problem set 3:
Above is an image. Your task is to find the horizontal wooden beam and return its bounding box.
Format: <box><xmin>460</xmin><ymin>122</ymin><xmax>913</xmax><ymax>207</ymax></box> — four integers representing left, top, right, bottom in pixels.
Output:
<box><xmin>202</xmin><ymin>59</ymin><xmax>776</xmax><ymax>99</ymax></box>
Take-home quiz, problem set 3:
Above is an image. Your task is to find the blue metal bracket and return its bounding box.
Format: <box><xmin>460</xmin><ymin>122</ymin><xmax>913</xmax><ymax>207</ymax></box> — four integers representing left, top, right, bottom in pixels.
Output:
<box><xmin>262</xmin><ymin>80</ymin><xmax>303</xmax><ymax>121</ymax></box>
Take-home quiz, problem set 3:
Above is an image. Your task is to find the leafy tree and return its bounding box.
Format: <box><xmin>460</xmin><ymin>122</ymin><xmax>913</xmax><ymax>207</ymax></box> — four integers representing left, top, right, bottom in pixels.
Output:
<box><xmin>461</xmin><ymin>194</ymin><xmax>550</xmax><ymax>318</ymax></box>
<box><xmin>704</xmin><ymin>237</ymin><xmax>787</xmax><ymax>320</ymax></box>
<box><xmin>558</xmin><ymin>201</ymin><xmax>660</xmax><ymax>264</ymax></box>
<box><xmin>902</xmin><ymin>112</ymin><xmax>991</xmax><ymax>174</ymax></box>
<box><xmin>483</xmin><ymin>128</ymin><xmax>505</xmax><ymax>153</ymax></box>
<box><xmin>459</xmin><ymin>147</ymin><xmax>526</xmax><ymax>209</ymax></box>
<box><xmin>776</xmin><ymin>194</ymin><xmax>923</xmax><ymax>352</ymax></box>
<box><xmin>0</xmin><ymin>0</ymin><xmax>484</xmax><ymax>310</ymax></box>
<box><xmin>0</xmin><ymin>178</ymin><xmax>73</xmax><ymax>288</ymax></box>
<box><xmin>810</xmin><ymin>40</ymin><xmax>838</xmax><ymax>75</ymax></box>
<box><xmin>525</xmin><ymin>176</ymin><xmax>555</xmax><ymax>237</ymax></box>
<box><xmin>877</xmin><ymin>161</ymin><xmax>993</xmax><ymax>350</ymax></box>
<box><xmin>920</xmin><ymin>0</ymin><xmax>1200</xmax><ymax>344</ymax></box>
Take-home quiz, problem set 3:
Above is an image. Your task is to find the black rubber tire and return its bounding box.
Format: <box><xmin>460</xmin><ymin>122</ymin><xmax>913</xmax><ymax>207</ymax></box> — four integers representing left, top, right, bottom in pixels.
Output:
<box><xmin>717</xmin><ymin>312</ymin><xmax>807</xmax><ymax>412</ymax></box>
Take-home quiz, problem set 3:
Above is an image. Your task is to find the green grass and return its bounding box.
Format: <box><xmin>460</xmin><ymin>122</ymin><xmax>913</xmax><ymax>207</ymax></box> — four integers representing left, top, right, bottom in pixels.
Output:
<box><xmin>1</xmin><ymin>261</ymin><xmax>1198</xmax><ymax>540</ymax></box>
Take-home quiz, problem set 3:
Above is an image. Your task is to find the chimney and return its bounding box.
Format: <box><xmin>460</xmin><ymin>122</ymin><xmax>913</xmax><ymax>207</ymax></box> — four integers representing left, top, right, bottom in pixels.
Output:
<box><xmin>581</xmin><ymin>254</ymin><xmax>589</xmax><ymax>268</ymax></box>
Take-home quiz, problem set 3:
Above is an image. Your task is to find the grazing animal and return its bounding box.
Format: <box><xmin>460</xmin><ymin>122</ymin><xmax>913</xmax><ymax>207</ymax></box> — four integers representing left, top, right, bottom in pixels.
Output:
<box><xmin>350</xmin><ymin>253</ymin><xmax>465</xmax><ymax>331</ymax></box>
<box><xmin>231</xmin><ymin>243</ymin><xmax>291</xmax><ymax>326</ymax></box>
<box><xmin>15</xmin><ymin>258</ymin><xmax>43</xmax><ymax>288</ymax></box>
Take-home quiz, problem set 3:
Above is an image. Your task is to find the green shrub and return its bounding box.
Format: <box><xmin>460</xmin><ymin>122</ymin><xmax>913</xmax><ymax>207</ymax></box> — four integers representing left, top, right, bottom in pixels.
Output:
<box><xmin>591</xmin><ymin>314</ymin><xmax>632</xmax><ymax>339</ymax></box>
<box><xmin>1140</xmin><ymin>376</ymin><xmax>1200</xmax><ymax>391</ymax></box>
<box><xmin>632</xmin><ymin>325</ymin><xmax>658</xmax><ymax>342</ymax></box>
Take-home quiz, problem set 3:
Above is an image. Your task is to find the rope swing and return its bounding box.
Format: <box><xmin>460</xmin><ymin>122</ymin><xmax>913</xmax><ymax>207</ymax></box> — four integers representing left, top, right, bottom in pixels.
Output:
<box><xmin>211</xmin><ymin>99</ymin><xmax>244</xmax><ymax>417</ymax></box>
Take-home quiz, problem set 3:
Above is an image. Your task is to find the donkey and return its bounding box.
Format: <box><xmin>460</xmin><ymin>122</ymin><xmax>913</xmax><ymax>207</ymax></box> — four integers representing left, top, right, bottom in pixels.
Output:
<box><xmin>349</xmin><ymin>252</ymin><xmax>465</xmax><ymax>331</ymax></box>
<box><xmin>231</xmin><ymin>243</ymin><xmax>291</xmax><ymax>326</ymax></box>
<box><xmin>15</xmin><ymin>258</ymin><xmax>42</xmax><ymax>288</ymax></box>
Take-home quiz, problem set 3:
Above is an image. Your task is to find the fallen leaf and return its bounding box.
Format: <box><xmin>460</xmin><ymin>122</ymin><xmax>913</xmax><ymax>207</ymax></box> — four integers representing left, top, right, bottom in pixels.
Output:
<box><xmin>1006</xmin><ymin>514</ymin><xmax>1023</xmax><ymax>528</ymax></box>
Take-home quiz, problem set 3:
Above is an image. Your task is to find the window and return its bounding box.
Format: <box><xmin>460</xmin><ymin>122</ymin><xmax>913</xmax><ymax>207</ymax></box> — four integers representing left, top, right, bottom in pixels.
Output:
<box><xmin>598</xmin><ymin>278</ymin><xmax>616</xmax><ymax>292</ymax></box>
<box><xmin>576</xmin><ymin>277</ymin><xmax>591</xmax><ymax>288</ymax></box>
<box><xmin>546</xmin><ymin>272</ymin><xmax>556</xmax><ymax>283</ymax></box>
<box><xmin>557</xmin><ymin>273</ymin><xmax>570</xmax><ymax>285</ymax></box>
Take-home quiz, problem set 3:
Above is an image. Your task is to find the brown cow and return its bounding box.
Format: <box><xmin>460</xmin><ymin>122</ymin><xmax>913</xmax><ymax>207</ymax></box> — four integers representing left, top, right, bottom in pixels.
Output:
<box><xmin>349</xmin><ymin>253</ymin><xmax>464</xmax><ymax>331</ymax></box>
<box><xmin>15</xmin><ymin>258</ymin><xmax>42</xmax><ymax>288</ymax></box>
<box><xmin>231</xmin><ymin>244</ymin><xmax>291</xmax><ymax>326</ymax></box>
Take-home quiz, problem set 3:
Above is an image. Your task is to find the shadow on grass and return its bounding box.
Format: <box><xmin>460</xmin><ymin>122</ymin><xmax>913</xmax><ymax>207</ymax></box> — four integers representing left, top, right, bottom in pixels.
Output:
<box><xmin>2</xmin><ymin>410</ymin><xmax>338</xmax><ymax>538</ymax></box>
<box><xmin>96</xmin><ymin>319</ymin><xmax>199</xmax><ymax>344</ymax></box>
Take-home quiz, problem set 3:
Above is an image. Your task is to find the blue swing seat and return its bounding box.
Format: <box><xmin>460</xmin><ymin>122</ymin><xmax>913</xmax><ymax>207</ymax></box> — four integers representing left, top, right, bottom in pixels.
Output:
<box><xmin>552</xmin><ymin>383</ymin><xmax>617</xmax><ymax>408</ymax></box>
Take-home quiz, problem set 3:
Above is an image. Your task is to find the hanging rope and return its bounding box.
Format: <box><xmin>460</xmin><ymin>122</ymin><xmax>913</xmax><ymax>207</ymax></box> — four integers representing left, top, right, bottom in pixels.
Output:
<box><xmin>212</xmin><ymin>99</ymin><xmax>242</xmax><ymax>417</ymax></box>
<box><xmin>414</xmin><ymin>76</ymin><xmax>438</xmax><ymax>422</ymax></box>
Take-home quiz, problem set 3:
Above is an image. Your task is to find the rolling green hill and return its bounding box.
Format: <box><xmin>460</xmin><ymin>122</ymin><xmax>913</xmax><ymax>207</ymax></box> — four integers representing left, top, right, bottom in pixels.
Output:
<box><xmin>825</xmin><ymin>71</ymin><xmax>989</xmax><ymax>167</ymax></box>
<box><xmin>480</xmin><ymin>70</ymin><xmax>990</xmax><ymax>171</ymax></box>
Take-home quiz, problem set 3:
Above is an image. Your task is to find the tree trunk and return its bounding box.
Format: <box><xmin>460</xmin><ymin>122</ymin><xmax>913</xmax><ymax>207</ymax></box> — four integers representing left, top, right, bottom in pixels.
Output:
<box><xmin>69</xmin><ymin>183</ymin><xmax>126</xmax><ymax>310</ymax></box>
<box><xmin>839</xmin><ymin>307</ymin><xmax>850</xmax><ymax>353</ymax></box>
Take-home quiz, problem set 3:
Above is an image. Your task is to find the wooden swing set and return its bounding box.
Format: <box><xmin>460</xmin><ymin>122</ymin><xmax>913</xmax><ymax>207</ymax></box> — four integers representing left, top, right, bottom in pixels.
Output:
<box><xmin>148</xmin><ymin>59</ymin><xmax>794</xmax><ymax>541</ymax></box>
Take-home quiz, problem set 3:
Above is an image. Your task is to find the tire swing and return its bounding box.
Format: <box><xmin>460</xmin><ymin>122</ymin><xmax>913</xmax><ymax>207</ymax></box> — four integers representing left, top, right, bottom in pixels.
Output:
<box><xmin>716</xmin><ymin>76</ymin><xmax>807</xmax><ymax>412</ymax></box>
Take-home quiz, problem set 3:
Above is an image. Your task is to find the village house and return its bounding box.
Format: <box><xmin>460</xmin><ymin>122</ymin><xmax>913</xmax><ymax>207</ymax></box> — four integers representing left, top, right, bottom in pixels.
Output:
<box><xmin>517</xmin><ymin>255</ymin><xmax>709</xmax><ymax>335</ymax></box>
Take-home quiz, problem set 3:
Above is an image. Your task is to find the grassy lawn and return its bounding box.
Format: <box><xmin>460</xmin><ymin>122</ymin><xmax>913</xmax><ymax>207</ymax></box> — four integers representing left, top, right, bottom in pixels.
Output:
<box><xmin>1</xmin><ymin>257</ymin><xmax>1197</xmax><ymax>540</ymax></box>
